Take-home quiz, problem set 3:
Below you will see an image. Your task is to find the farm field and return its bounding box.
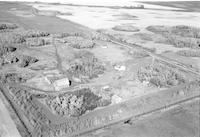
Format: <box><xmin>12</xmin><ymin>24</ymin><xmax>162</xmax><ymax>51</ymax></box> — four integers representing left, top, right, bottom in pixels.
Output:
<box><xmin>0</xmin><ymin>1</ymin><xmax>199</xmax><ymax>137</ymax></box>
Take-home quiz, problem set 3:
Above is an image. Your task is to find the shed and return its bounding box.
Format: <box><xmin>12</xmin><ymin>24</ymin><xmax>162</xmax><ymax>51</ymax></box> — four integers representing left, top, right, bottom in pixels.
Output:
<box><xmin>53</xmin><ymin>78</ymin><xmax>70</xmax><ymax>91</ymax></box>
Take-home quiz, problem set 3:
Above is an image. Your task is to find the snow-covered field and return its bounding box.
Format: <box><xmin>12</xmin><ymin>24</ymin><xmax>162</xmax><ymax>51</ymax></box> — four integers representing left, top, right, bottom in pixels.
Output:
<box><xmin>2</xmin><ymin>0</ymin><xmax>200</xmax><ymax>29</ymax></box>
<box><xmin>1</xmin><ymin>0</ymin><xmax>200</xmax><ymax>5</ymax></box>
<box><xmin>30</xmin><ymin>3</ymin><xmax>200</xmax><ymax>29</ymax></box>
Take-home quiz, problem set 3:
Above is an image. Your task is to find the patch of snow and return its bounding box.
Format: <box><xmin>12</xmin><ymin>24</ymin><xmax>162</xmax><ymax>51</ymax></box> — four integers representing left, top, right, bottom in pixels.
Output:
<box><xmin>1</xmin><ymin>0</ymin><xmax>197</xmax><ymax>10</ymax></box>
<box><xmin>29</xmin><ymin>3</ymin><xmax>200</xmax><ymax>29</ymax></box>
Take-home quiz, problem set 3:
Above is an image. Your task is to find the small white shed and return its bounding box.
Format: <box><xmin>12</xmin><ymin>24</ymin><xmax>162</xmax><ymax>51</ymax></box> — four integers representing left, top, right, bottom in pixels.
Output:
<box><xmin>53</xmin><ymin>78</ymin><xmax>70</xmax><ymax>91</ymax></box>
<box><xmin>114</xmin><ymin>65</ymin><xmax>126</xmax><ymax>71</ymax></box>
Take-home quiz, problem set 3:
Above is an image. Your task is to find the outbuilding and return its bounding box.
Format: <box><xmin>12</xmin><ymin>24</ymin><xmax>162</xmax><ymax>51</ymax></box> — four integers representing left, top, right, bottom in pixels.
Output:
<box><xmin>53</xmin><ymin>78</ymin><xmax>70</xmax><ymax>91</ymax></box>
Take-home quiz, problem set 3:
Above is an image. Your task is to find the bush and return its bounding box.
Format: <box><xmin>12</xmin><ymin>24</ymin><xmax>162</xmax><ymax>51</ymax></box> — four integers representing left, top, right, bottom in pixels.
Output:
<box><xmin>53</xmin><ymin>32</ymin><xmax>84</xmax><ymax>38</ymax></box>
<box><xmin>146</xmin><ymin>25</ymin><xmax>169</xmax><ymax>34</ymax></box>
<box><xmin>26</xmin><ymin>38</ymin><xmax>51</xmax><ymax>47</ymax></box>
<box><xmin>91</xmin><ymin>31</ymin><xmax>110</xmax><ymax>41</ymax></box>
<box><xmin>12</xmin><ymin>34</ymin><xmax>26</xmax><ymax>43</ymax></box>
<box><xmin>0</xmin><ymin>32</ymin><xmax>26</xmax><ymax>45</ymax></box>
<box><xmin>133</xmin><ymin>33</ymin><xmax>153</xmax><ymax>41</ymax></box>
<box><xmin>68</xmin><ymin>51</ymin><xmax>105</xmax><ymax>79</ymax></box>
<box><xmin>64</xmin><ymin>36</ymin><xmax>95</xmax><ymax>49</ymax></box>
<box><xmin>0</xmin><ymin>54</ymin><xmax>19</xmax><ymax>66</ymax></box>
<box><xmin>21</xmin><ymin>30</ymin><xmax>50</xmax><ymax>38</ymax></box>
<box><xmin>53</xmin><ymin>32</ymin><xmax>71</xmax><ymax>38</ymax></box>
<box><xmin>171</xmin><ymin>25</ymin><xmax>200</xmax><ymax>38</ymax></box>
<box><xmin>0</xmin><ymin>46</ymin><xmax>17</xmax><ymax>57</ymax></box>
<box><xmin>137</xmin><ymin>63</ymin><xmax>186</xmax><ymax>87</ymax></box>
<box><xmin>191</xmin><ymin>27</ymin><xmax>200</xmax><ymax>39</ymax></box>
<box><xmin>0</xmin><ymin>23</ymin><xmax>18</xmax><ymax>30</ymax></box>
<box><xmin>147</xmin><ymin>25</ymin><xmax>200</xmax><ymax>49</ymax></box>
<box><xmin>146</xmin><ymin>25</ymin><xmax>200</xmax><ymax>38</ymax></box>
<box><xmin>176</xmin><ymin>50</ymin><xmax>200</xmax><ymax>57</ymax></box>
<box><xmin>112</xmin><ymin>25</ymin><xmax>140</xmax><ymax>32</ymax></box>
<box><xmin>68</xmin><ymin>57</ymin><xmax>104</xmax><ymax>79</ymax></box>
<box><xmin>0</xmin><ymin>73</ymin><xmax>27</xmax><ymax>84</ymax></box>
<box><xmin>0</xmin><ymin>29</ymin><xmax>49</xmax><ymax>45</ymax></box>
<box><xmin>162</xmin><ymin>34</ymin><xmax>200</xmax><ymax>49</ymax></box>
<box><xmin>46</xmin><ymin>88</ymin><xmax>108</xmax><ymax>117</ymax></box>
<box><xmin>19</xmin><ymin>55</ymin><xmax>39</xmax><ymax>68</ymax></box>
<box><xmin>129</xmin><ymin>49</ymin><xmax>149</xmax><ymax>58</ymax></box>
